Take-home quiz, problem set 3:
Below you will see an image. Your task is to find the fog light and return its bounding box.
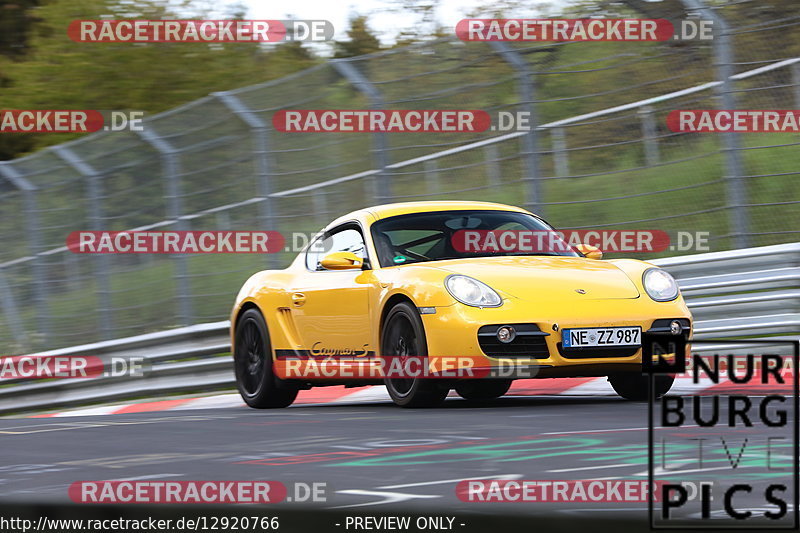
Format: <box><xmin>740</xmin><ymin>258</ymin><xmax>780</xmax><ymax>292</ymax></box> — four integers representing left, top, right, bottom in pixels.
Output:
<box><xmin>497</xmin><ymin>325</ymin><xmax>516</xmax><ymax>343</ymax></box>
<box><xmin>670</xmin><ymin>320</ymin><xmax>682</xmax><ymax>335</ymax></box>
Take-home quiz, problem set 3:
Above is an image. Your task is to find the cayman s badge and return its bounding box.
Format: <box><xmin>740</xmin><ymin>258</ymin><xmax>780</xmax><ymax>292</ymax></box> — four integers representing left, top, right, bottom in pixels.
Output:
<box><xmin>575</xmin><ymin>289</ymin><xmax>587</xmax><ymax>294</ymax></box>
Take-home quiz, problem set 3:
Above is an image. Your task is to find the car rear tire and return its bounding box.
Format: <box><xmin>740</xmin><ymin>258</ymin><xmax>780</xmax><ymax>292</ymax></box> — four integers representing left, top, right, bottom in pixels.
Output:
<box><xmin>234</xmin><ymin>308</ymin><xmax>298</xmax><ymax>408</ymax></box>
<box><xmin>608</xmin><ymin>372</ymin><xmax>674</xmax><ymax>401</ymax></box>
<box><xmin>455</xmin><ymin>379</ymin><xmax>512</xmax><ymax>400</ymax></box>
<box><xmin>382</xmin><ymin>302</ymin><xmax>448</xmax><ymax>408</ymax></box>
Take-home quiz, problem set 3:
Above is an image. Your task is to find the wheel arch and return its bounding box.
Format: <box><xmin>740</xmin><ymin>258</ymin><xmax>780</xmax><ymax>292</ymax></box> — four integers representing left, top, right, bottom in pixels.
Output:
<box><xmin>378</xmin><ymin>292</ymin><xmax>432</xmax><ymax>357</ymax></box>
<box><xmin>231</xmin><ymin>301</ymin><xmax>270</xmax><ymax>356</ymax></box>
<box><xmin>234</xmin><ymin>301</ymin><xmax>262</xmax><ymax>331</ymax></box>
<box><xmin>380</xmin><ymin>293</ymin><xmax>416</xmax><ymax>330</ymax></box>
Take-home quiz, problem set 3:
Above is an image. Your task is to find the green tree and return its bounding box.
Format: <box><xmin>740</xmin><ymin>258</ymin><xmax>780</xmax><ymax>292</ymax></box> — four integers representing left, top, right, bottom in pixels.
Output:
<box><xmin>0</xmin><ymin>0</ymin><xmax>40</xmax><ymax>58</ymax></box>
<box><xmin>334</xmin><ymin>15</ymin><xmax>382</xmax><ymax>58</ymax></box>
<box><xmin>0</xmin><ymin>0</ymin><xmax>319</xmax><ymax>159</ymax></box>
<box><xmin>0</xmin><ymin>0</ymin><xmax>41</xmax><ymax>159</ymax></box>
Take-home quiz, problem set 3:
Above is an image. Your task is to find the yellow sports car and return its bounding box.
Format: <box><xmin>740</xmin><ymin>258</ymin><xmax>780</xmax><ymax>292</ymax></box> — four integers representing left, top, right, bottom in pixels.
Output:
<box><xmin>231</xmin><ymin>201</ymin><xmax>691</xmax><ymax>408</ymax></box>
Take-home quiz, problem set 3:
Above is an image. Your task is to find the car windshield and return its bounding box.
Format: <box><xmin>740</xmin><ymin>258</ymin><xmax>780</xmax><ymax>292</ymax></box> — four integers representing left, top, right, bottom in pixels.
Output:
<box><xmin>370</xmin><ymin>210</ymin><xmax>579</xmax><ymax>267</ymax></box>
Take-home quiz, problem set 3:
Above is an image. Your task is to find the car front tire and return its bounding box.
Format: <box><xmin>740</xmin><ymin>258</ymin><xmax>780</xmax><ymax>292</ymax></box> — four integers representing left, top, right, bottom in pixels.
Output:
<box><xmin>382</xmin><ymin>302</ymin><xmax>449</xmax><ymax>408</ymax></box>
<box><xmin>608</xmin><ymin>372</ymin><xmax>674</xmax><ymax>401</ymax></box>
<box><xmin>455</xmin><ymin>379</ymin><xmax>512</xmax><ymax>400</ymax></box>
<box><xmin>234</xmin><ymin>308</ymin><xmax>298</xmax><ymax>408</ymax></box>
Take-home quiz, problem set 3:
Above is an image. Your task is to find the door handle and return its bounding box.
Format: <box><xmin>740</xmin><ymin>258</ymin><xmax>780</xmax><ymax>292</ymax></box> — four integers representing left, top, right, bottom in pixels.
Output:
<box><xmin>291</xmin><ymin>292</ymin><xmax>306</xmax><ymax>307</ymax></box>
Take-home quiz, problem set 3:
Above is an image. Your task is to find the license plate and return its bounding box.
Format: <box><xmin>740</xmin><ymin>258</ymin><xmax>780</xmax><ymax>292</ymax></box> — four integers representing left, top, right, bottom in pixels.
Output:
<box><xmin>562</xmin><ymin>327</ymin><xmax>641</xmax><ymax>348</ymax></box>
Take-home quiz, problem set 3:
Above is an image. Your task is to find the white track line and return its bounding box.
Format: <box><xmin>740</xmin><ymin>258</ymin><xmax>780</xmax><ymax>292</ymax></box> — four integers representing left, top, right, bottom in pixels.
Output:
<box><xmin>560</xmin><ymin>378</ymin><xmax>617</xmax><ymax>396</ymax></box>
<box><xmin>172</xmin><ymin>393</ymin><xmax>243</xmax><ymax>410</ymax></box>
<box><xmin>52</xmin><ymin>404</ymin><xmax>133</xmax><ymax>417</ymax></box>
<box><xmin>332</xmin><ymin>387</ymin><xmax>392</xmax><ymax>404</ymax></box>
<box><xmin>547</xmin><ymin>463</ymin><xmax>638</xmax><ymax>473</ymax></box>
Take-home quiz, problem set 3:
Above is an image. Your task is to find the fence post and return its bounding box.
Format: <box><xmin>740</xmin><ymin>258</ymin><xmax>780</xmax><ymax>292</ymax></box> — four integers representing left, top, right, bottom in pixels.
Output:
<box><xmin>331</xmin><ymin>59</ymin><xmax>391</xmax><ymax>204</ymax></box>
<box><xmin>137</xmin><ymin>128</ymin><xmax>193</xmax><ymax>326</ymax></box>
<box><xmin>682</xmin><ymin>0</ymin><xmax>749</xmax><ymax>248</ymax></box>
<box><xmin>484</xmin><ymin>143</ymin><xmax>501</xmax><ymax>187</ymax></box>
<box><xmin>791</xmin><ymin>61</ymin><xmax>800</xmax><ymax>109</ymax></box>
<box><xmin>213</xmin><ymin>91</ymin><xmax>279</xmax><ymax>268</ymax></box>
<box><xmin>550</xmin><ymin>127</ymin><xmax>569</xmax><ymax>177</ymax></box>
<box><xmin>313</xmin><ymin>189</ymin><xmax>328</xmax><ymax>225</ymax></box>
<box><xmin>638</xmin><ymin>105</ymin><xmax>660</xmax><ymax>167</ymax></box>
<box><xmin>52</xmin><ymin>147</ymin><xmax>117</xmax><ymax>340</ymax></box>
<box><xmin>424</xmin><ymin>160</ymin><xmax>440</xmax><ymax>195</ymax></box>
<box><xmin>0</xmin><ymin>163</ymin><xmax>47</xmax><ymax>346</ymax></box>
<box><xmin>490</xmin><ymin>42</ymin><xmax>542</xmax><ymax>216</ymax></box>
<box><xmin>0</xmin><ymin>267</ymin><xmax>27</xmax><ymax>349</ymax></box>
<box><xmin>216</xmin><ymin>211</ymin><xmax>231</xmax><ymax>231</ymax></box>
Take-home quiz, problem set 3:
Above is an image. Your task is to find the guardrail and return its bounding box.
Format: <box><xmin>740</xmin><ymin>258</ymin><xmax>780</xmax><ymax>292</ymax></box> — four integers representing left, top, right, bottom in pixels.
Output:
<box><xmin>1</xmin><ymin>242</ymin><xmax>798</xmax><ymax>415</ymax></box>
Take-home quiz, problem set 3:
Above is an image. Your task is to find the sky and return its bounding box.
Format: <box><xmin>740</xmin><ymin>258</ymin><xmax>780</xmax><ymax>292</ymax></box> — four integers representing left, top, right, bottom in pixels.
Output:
<box><xmin>223</xmin><ymin>0</ymin><xmax>555</xmax><ymax>48</ymax></box>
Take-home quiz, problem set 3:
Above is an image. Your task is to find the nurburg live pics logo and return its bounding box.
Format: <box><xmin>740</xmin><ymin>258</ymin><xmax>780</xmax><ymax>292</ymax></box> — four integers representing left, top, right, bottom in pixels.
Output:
<box><xmin>644</xmin><ymin>334</ymin><xmax>799</xmax><ymax>529</ymax></box>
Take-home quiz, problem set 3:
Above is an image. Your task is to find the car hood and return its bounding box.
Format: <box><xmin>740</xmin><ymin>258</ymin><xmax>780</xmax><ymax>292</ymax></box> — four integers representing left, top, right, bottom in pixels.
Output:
<box><xmin>434</xmin><ymin>256</ymin><xmax>641</xmax><ymax>301</ymax></box>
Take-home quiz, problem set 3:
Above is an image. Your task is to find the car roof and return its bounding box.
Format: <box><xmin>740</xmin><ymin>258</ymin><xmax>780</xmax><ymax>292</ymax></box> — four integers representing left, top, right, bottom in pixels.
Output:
<box><xmin>324</xmin><ymin>201</ymin><xmax>533</xmax><ymax>230</ymax></box>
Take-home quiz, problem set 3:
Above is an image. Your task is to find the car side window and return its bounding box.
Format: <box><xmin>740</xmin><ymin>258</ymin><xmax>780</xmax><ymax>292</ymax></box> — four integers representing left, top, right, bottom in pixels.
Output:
<box><xmin>305</xmin><ymin>227</ymin><xmax>366</xmax><ymax>271</ymax></box>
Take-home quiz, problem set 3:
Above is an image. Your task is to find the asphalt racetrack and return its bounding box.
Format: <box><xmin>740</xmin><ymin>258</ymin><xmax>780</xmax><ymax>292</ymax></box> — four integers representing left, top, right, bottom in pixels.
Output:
<box><xmin>1</xmin><ymin>392</ymin><xmax>795</xmax><ymax>532</ymax></box>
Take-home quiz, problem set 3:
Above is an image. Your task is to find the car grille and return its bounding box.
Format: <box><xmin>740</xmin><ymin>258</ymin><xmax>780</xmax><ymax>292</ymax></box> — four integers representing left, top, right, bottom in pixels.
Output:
<box><xmin>477</xmin><ymin>324</ymin><xmax>550</xmax><ymax>359</ymax></box>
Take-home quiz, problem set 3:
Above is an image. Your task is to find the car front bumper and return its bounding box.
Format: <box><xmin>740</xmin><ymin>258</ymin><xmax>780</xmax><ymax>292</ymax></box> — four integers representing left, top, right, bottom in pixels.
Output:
<box><xmin>420</xmin><ymin>296</ymin><xmax>692</xmax><ymax>377</ymax></box>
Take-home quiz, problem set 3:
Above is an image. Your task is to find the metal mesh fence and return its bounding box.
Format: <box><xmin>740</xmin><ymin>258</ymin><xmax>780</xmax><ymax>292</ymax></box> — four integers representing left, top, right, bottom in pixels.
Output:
<box><xmin>1</xmin><ymin>3</ymin><xmax>799</xmax><ymax>352</ymax></box>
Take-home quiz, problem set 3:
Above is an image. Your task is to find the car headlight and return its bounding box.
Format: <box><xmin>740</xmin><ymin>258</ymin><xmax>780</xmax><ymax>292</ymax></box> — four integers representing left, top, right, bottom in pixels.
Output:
<box><xmin>643</xmin><ymin>268</ymin><xmax>679</xmax><ymax>302</ymax></box>
<box><xmin>445</xmin><ymin>274</ymin><xmax>503</xmax><ymax>307</ymax></box>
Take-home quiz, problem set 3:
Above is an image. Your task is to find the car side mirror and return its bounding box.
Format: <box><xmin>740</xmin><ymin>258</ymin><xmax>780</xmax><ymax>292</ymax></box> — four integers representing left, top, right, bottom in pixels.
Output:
<box><xmin>319</xmin><ymin>251</ymin><xmax>364</xmax><ymax>270</ymax></box>
<box><xmin>576</xmin><ymin>243</ymin><xmax>603</xmax><ymax>260</ymax></box>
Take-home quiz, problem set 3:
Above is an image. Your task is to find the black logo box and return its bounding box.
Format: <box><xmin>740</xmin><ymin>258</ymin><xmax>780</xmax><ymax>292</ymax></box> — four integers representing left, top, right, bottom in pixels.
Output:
<box><xmin>645</xmin><ymin>338</ymin><xmax>799</xmax><ymax>530</ymax></box>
